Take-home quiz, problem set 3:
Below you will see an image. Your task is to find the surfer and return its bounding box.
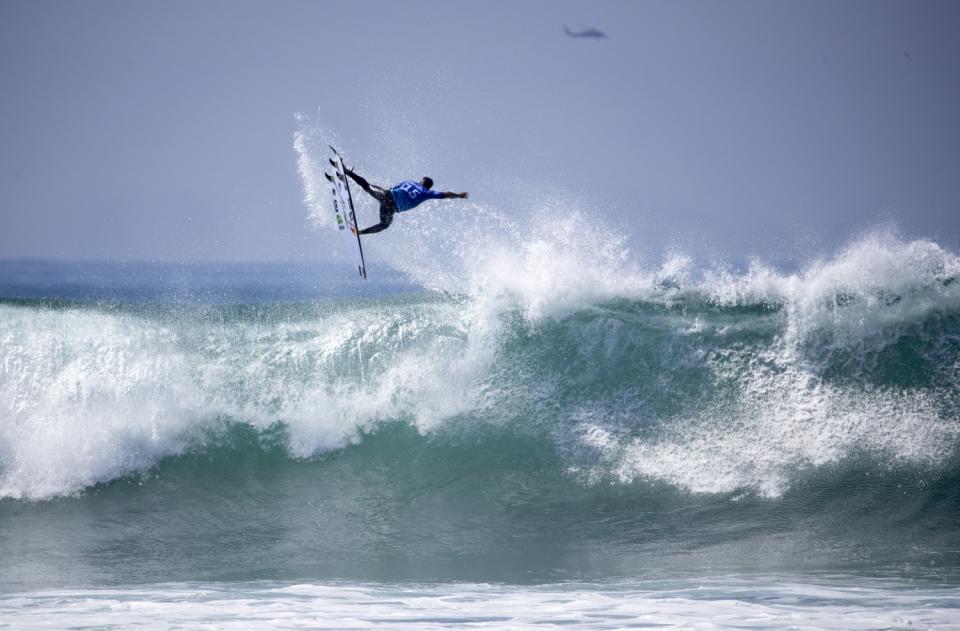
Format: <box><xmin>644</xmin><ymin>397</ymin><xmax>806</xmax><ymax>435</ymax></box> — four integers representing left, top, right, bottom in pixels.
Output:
<box><xmin>343</xmin><ymin>168</ymin><xmax>468</xmax><ymax>235</ymax></box>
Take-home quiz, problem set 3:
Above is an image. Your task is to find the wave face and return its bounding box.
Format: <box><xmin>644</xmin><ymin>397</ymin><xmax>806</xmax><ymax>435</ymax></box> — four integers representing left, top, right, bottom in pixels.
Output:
<box><xmin>2</xmin><ymin>232</ymin><xmax>960</xmax><ymax>585</ymax></box>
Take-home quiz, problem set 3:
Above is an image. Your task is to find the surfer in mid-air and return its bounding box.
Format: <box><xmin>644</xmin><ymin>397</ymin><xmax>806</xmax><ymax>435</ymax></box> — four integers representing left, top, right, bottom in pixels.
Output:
<box><xmin>342</xmin><ymin>168</ymin><xmax>468</xmax><ymax>235</ymax></box>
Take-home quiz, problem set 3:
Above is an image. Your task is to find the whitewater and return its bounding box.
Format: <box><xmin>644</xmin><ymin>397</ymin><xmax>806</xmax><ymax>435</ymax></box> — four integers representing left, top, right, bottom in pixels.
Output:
<box><xmin>0</xmin><ymin>123</ymin><xmax>958</xmax><ymax>627</ymax></box>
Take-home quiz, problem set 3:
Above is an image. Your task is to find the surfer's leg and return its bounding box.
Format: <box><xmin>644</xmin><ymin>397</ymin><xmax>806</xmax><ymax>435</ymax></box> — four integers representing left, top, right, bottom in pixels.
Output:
<box><xmin>345</xmin><ymin>169</ymin><xmax>388</xmax><ymax>202</ymax></box>
<box><xmin>358</xmin><ymin>205</ymin><xmax>395</xmax><ymax>235</ymax></box>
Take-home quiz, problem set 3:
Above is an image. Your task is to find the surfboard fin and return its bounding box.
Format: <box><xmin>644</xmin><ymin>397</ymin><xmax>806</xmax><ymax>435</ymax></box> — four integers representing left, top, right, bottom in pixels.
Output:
<box><xmin>324</xmin><ymin>173</ymin><xmax>334</xmax><ymax>183</ymax></box>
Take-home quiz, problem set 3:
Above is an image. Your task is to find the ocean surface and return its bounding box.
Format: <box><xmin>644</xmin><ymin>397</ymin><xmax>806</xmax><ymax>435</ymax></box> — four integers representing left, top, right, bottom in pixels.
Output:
<box><xmin>1</xmin><ymin>232</ymin><xmax>959</xmax><ymax>629</ymax></box>
<box><xmin>1</xmin><ymin>122</ymin><xmax>958</xmax><ymax>628</ymax></box>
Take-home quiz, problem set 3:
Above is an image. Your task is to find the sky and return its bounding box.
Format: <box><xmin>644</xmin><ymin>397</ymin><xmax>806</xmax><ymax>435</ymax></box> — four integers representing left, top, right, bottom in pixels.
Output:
<box><xmin>1</xmin><ymin>0</ymin><xmax>958</xmax><ymax>265</ymax></box>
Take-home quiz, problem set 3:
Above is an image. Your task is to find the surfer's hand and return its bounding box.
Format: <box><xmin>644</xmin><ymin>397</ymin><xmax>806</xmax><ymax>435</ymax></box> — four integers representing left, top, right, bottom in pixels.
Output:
<box><xmin>459</xmin><ymin>192</ymin><xmax>469</xmax><ymax>199</ymax></box>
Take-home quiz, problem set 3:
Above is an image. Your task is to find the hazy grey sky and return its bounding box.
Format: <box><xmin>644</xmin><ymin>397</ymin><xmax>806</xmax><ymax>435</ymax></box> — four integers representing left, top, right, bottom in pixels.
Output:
<box><xmin>2</xmin><ymin>0</ymin><xmax>958</xmax><ymax>264</ymax></box>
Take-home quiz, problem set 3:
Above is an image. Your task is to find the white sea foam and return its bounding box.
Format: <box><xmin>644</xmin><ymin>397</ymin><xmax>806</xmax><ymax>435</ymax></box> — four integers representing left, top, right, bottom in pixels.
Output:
<box><xmin>573</xmin><ymin>232</ymin><xmax>960</xmax><ymax>496</ymax></box>
<box><xmin>1</xmin><ymin>579</ymin><xmax>957</xmax><ymax>630</ymax></box>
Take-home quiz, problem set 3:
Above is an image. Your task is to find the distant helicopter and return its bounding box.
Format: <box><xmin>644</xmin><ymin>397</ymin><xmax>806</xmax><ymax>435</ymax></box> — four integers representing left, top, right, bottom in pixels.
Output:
<box><xmin>564</xmin><ymin>25</ymin><xmax>607</xmax><ymax>39</ymax></box>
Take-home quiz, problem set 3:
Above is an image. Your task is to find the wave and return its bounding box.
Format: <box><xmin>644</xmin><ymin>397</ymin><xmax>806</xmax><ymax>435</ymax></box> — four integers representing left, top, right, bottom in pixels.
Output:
<box><xmin>2</xmin><ymin>233</ymin><xmax>959</xmax><ymax>502</ymax></box>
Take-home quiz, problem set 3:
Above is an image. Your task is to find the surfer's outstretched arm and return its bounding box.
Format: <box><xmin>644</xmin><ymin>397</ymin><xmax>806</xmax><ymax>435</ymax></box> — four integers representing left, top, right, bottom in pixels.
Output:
<box><xmin>440</xmin><ymin>191</ymin><xmax>469</xmax><ymax>199</ymax></box>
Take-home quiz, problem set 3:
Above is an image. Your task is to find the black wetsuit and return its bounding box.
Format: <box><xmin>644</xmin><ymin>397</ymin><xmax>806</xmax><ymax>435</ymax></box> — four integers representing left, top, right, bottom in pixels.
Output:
<box><xmin>345</xmin><ymin>169</ymin><xmax>398</xmax><ymax>235</ymax></box>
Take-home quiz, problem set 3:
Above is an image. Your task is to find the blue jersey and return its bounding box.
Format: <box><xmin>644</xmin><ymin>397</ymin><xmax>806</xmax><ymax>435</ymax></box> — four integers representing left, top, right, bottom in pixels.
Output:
<box><xmin>389</xmin><ymin>181</ymin><xmax>445</xmax><ymax>212</ymax></box>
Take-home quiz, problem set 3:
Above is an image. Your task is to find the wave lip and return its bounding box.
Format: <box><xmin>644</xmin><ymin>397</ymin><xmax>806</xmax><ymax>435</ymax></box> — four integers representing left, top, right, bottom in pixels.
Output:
<box><xmin>0</xmin><ymin>296</ymin><xmax>494</xmax><ymax>499</ymax></box>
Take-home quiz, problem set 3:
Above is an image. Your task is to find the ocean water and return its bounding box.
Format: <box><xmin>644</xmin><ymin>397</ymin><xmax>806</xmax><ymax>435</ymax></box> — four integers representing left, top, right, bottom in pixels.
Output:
<box><xmin>1</xmin><ymin>234</ymin><xmax>959</xmax><ymax>628</ymax></box>
<box><xmin>1</xmin><ymin>131</ymin><xmax>959</xmax><ymax>627</ymax></box>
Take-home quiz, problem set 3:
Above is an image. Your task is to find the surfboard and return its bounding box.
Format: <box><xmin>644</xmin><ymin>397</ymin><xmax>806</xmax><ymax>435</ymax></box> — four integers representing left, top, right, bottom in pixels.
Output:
<box><xmin>325</xmin><ymin>146</ymin><xmax>367</xmax><ymax>279</ymax></box>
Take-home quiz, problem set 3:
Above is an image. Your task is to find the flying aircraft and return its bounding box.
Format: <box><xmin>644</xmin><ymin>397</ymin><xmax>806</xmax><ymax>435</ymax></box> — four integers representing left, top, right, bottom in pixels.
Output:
<box><xmin>564</xmin><ymin>25</ymin><xmax>607</xmax><ymax>39</ymax></box>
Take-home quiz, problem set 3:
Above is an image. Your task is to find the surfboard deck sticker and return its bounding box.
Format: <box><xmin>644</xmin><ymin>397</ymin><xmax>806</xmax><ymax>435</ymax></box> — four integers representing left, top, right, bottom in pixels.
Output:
<box><xmin>327</xmin><ymin>146</ymin><xmax>367</xmax><ymax>279</ymax></box>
